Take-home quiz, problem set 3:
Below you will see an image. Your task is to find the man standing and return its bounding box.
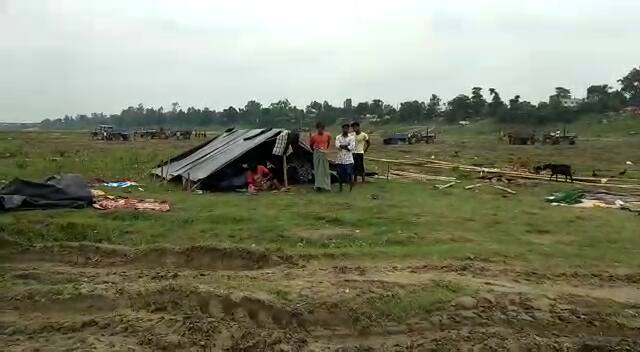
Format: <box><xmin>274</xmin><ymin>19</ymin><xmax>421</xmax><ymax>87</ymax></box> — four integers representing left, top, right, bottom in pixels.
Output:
<box><xmin>335</xmin><ymin>124</ymin><xmax>356</xmax><ymax>192</ymax></box>
<box><xmin>350</xmin><ymin>122</ymin><xmax>370</xmax><ymax>183</ymax></box>
<box><xmin>310</xmin><ymin>122</ymin><xmax>332</xmax><ymax>192</ymax></box>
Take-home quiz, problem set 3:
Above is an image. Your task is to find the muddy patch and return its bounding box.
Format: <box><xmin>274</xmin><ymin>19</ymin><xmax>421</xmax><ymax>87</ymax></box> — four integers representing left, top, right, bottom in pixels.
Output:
<box><xmin>17</xmin><ymin>294</ymin><xmax>120</xmax><ymax>315</ymax></box>
<box><xmin>132</xmin><ymin>245</ymin><xmax>279</xmax><ymax>270</ymax></box>
<box><xmin>0</xmin><ymin>242</ymin><xmax>288</xmax><ymax>270</ymax></box>
<box><xmin>2</xmin><ymin>250</ymin><xmax>640</xmax><ymax>351</ymax></box>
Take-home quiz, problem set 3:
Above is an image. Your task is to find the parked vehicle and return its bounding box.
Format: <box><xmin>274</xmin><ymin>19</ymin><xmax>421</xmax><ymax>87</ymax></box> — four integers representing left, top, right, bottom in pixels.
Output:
<box><xmin>542</xmin><ymin>128</ymin><xmax>577</xmax><ymax>145</ymax></box>
<box><xmin>90</xmin><ymin>125</ymin><xmax>130</xmax><ymax>141</ymax></box>
<box><xmin>383</xmin><ymin>128</ymin><xmax>436</xmax><ymax>145</ymax></box>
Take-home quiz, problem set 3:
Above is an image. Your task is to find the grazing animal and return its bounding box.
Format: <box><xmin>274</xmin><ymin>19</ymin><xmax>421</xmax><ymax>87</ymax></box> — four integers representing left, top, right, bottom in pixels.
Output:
<box><xmin>619</xmin><ymin>169</ymin><xmax>627</xmax><ymax>176</ymax></box>
<box><xmin>542</xmin><ymin>163</ymin><xmax>573</xmax><ymax>182</ymax></box>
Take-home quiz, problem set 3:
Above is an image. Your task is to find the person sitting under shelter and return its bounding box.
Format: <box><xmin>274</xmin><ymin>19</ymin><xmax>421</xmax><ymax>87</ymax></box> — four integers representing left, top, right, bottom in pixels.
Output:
<box><xmin>246</xmin><ymin>163</ymin><xmax>281</xmax><ymax>193</ymax></box>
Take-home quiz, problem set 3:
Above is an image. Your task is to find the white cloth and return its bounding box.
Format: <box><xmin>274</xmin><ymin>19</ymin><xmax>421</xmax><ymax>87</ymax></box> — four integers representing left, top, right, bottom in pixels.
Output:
<box><xmin>335</xmin><ymin>134</ymin><xmax>355</xmax><ymax>164</ymax></box>
<box><xmin>349</xmin><ymin>132</ymin><xmax>369</xmax><ymax>154</ymax></box>
<box><xmin>272</xmin><ymin>131</ymin><xmax>289</xmax><ymax>156</ymax></box>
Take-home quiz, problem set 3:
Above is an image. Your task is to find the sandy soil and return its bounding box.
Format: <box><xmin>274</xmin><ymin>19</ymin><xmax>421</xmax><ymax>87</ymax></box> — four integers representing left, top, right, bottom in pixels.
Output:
<box><xmin>1</xmin><ymin>239</ymin><xmax>639</xmax><ymax>351</ymax></box>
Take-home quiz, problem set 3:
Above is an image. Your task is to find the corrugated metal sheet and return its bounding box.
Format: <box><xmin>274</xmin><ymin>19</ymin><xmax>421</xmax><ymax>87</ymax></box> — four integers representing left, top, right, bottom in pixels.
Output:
<box><xmin>152</xmin><ymin>129</ymin><xmax>282</xmax><ymax>181</ymax></box>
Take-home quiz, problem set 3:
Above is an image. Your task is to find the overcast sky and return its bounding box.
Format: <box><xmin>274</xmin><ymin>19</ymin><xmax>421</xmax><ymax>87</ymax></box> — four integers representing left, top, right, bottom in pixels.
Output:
<box><xmin>1</xmin><ymin>0</ymin><xmax>639</xmax><ymax>122</ymax></box>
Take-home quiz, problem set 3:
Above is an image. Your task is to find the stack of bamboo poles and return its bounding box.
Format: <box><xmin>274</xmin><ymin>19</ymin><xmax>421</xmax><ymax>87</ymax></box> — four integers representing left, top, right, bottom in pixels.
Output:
<box><xmin>368</xmin><ymin>157</ymin><xmax>640</xmax><ymax>191</ymax></box>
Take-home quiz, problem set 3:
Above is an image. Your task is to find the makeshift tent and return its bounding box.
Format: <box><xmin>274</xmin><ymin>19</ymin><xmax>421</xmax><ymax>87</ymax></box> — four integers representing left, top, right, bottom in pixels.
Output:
<box><xmin>152</xmin><ymin>128</ymin><xmax>317</xmax><ymax>191</ymax></box>
<box><xmin>0</xmin><ymin>174</ymin><xmax>93</xmax><ymax>211</ymax></box>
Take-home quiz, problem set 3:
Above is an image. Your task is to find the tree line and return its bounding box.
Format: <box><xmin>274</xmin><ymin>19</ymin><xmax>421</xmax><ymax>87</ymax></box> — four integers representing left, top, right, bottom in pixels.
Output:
<box><xmin>41</xmin><ymin>66</ymin><xmax>640</xmax><ymax>130</ymax></box>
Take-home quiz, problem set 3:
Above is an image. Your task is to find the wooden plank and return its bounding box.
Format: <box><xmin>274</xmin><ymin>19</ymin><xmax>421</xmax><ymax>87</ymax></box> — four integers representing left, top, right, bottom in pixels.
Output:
<box><xmin>389</xmin><ymin>170</ymin><xmax>457</xmax><ymax>182</ymax></box>
<box><xmin>465</xmin><ymin>183</ymin><xmax>484</xmax><ymax>190</ymax></box>
<box><xmin>493</xmin><ymin>185</ymin><xmax>516</xmax><ymax>194</ymax></box>
<box><xmin>435</xmin><ymin>181</ymin><xmax>457</xmax><ymax>190</ymax></box>
<box><xmin>368</xmin><ymin>156</ymin><xmax>640</xmax><ymax>190</ymax></box>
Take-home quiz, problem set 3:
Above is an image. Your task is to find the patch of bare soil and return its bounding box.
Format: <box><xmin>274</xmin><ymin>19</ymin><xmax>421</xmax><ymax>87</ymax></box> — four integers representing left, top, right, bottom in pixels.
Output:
<box><xmin>0</xmin><ymin>240</ymin><xmax>288</xmax><ymax>270</ymax></box>
<box><xmin>1</xmin><ymin>245</ymin><xmax>639</xmax><ymax>351</ymax></box>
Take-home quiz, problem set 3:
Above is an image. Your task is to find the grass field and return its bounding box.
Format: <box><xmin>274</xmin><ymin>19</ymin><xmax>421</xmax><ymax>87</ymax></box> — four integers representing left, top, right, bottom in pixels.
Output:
<box><xmin>1</xmin><ymin>117</ymin><xmax>639</xmax><ymax>269</ymax></box>
<box><xmin>2</xmin><ymin>116</ymin><xmax>640</xmax><ymax>351</ymax></box>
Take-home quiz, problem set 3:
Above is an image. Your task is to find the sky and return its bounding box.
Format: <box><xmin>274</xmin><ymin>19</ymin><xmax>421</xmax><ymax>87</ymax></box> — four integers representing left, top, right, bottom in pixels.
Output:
<box><xmin>1</xmin><ymin>0</ymin><xmax>639</xmax><ymax>122</ymax></box>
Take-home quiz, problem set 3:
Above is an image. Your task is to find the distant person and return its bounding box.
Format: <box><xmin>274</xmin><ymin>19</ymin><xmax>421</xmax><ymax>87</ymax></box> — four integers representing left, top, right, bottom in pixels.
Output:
<box><xmin>335</xmin><ymin>123</ymin><xmax>356</xmax><ymax>192</ymax></box>
<box><xmin>350</xmin><ymin>122</ymin><xmax>370</xmax><ymax>183</ymax></box>
<box><xmin>310</xmin><ymin>122</ymin><xmax>332</xmax><ymax>192</ymax></box>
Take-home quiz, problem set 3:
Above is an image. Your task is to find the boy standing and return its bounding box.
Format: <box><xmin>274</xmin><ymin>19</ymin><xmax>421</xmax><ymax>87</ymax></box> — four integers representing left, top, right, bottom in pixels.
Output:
<box><xmin>350</xmin><ymin>122</ymin><xmax>370</xmax><ymax>183</ymax></box>
<box><xmin>309</xmin><ymin>122</ymin><xmax>332</xmax><ymax>192</ymax></box>
<box><xmin>335</xmin><ymin>124</ymin><xmax>356</xmax><ymax>192</ymax></box>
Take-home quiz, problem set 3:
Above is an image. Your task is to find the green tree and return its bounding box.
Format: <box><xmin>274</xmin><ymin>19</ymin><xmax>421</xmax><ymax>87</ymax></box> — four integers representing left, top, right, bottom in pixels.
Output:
<box><xmin>445</xmin><ymin>95</ymin><xmax>472</xmax><ymax>122</ymax></box>
<box><xmin>508</xmin><ymin>95</ymin><xmax>521</xmax><ymax>109</ymax></box>
<box><xmin>470</xmin><ymin>87</ymin><xmax>487</xmax><ymax>116</ymax></box>
<box><xmin>200</xmin><ymin>107</ymin><xmax>216</xmax><ymax>126</ymax></box>
<box><xmin>608</xmin><ymin>90</ymin><xmax>628</xmax><ymax>111</ymax></box>
<box><xmin>487</xmin><ymin>88</ymin><xmax>506</xmax><ymax>117</ymax></box>
<box><xmin>343</xmin><ymin>98</ymin><xmax>353</xmax><ymax>111</ymax></box>
<box><xmin>222</xmin><ymin>106</ymin><xmax>239</xmax><ymax>125</ymax></box>
<box><xmin>586</xmin><ymin>84</ymin><xmax>611</xmax><ymax>101</ymax></box>
<box><xmin>618</xmin><ymin>66</ymin><xmax>640</xmax><ymax>101</ymax></box>
<box><xmin>580</xmin><ymin>84</ymin><xmax>612</xmax><ymax>113</ymax></box>
<box><xmin>552</xmin><ymin>87</ymin><xmax>572</xmax><ymax>100</ymax></box>
<box><xmin>305</xmin><ymin>101</ymin><xmax>322</xmax><ymax>116</ymax></box>
<box><xmin>398</xmin><ymin>101</ymin><xmax>426</xmax><ymax>122</ymax></box>
<box><xmin>354</xmin><ymin>102</ymin><xmax>370</xmax><ymax>116</ymax></box>
<box><xmin>425</xmin><ymin>94</ymin><xmax>441</xmax><ymax>119</ymax></box>
<box><xmin>370</xmin><ymin>99</ymin><xmax>384</xmax><ymax>117</ymax></box>
<box><xmin>382</xmin><ymin>104</ymin><xmax>397</xmax><ymax>118</ymax></box>
<box><xmin>268</xmin><ymin>99</ymin><xmax>293</xmax><ymax>127</ymax></box>
<box><xmin>316</xmin><ymin>101</ymin><xmax>338</xmax><ymax>126</ymax></box>
<box><xmin>243</xmin><ymin>100</ymin><xmax>263</xmax><ymax>125</ymax></box>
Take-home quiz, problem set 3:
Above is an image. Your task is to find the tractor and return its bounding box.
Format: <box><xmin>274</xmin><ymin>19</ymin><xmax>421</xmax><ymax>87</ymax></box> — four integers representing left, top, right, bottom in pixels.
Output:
<box><xmin>90</xmin><ymin>125</ymin><xmax>130</xmax><ymax>141</ymax></box>
<box><xmin>543</xmin><ymin>127</ymin><xmax>577</xmax><ymax>145</ymax></box>
<box><xmin>383</xmin><ymin>128</ymin><xmax>436</xmax><ymax>145</ymax></box>
<box><xmin>134</xmin><ymin>129</ymin><xmax>170</xmax><ymax>140</ymax></box>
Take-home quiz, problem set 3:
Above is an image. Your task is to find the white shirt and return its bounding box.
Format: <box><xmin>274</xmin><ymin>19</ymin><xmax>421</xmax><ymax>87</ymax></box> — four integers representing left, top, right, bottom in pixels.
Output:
<box><xmin>335</xmin><ymin>134</ymin><xmax>355</xmax><ymax>164</ymax></box>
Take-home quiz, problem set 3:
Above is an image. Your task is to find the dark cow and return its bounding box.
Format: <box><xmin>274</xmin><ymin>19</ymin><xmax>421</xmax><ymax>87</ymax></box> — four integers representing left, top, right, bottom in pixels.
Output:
<box><xmin>538</xmin><ymin>163</ymin><xmax>573</xmax><ymax>182</ymax></box>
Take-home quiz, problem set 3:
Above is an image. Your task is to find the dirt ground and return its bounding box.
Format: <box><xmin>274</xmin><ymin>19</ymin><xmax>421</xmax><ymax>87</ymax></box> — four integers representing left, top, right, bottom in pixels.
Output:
<box><xmin>1</xmin><ymin>238</ymin><xmax>639</xmax><ymax>351</ymax></box>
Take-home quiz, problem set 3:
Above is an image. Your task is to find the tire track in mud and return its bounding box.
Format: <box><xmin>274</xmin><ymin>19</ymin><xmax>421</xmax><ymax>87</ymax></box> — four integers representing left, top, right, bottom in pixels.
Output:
<box><xmin>0</xmin><ymin>240</ymin><xmax>293</xmax><ymax>271</ymax></box>
<box><xmin>1</xmin><ymin>241</ymin><xmax>640</xmax><ymax>351</ymax></box>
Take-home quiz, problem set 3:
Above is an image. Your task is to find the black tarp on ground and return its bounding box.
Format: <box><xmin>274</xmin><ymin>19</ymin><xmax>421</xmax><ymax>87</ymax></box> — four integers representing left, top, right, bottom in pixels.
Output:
<box><xmin>0</xmin><ymin>174</ymin><xmax>92</xmax><ymax>211</ymax></box>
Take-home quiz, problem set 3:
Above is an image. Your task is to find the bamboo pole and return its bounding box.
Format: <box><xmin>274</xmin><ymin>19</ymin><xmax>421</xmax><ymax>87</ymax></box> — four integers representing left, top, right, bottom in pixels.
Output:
<box><xmin>283</xmin><ymin>155</ymin><xmax>289</xmax><ymax>188</ymax></box>
<box><xmin>386</xmin><ymin>162</ymin><xmax>390</xmax><ymax>181</ymax></box>
<box><xmin>435</xmin><ymin>181</ymin><xmax>457</xmax><ymax>190</ymax></box>
<box><xmin>367</xmin><ymin>157</ymin><xmax>640</xmax><ymax>190</ymax></box>
<box><xmin>376</xmin><ymin>156</ymin><xmax>640</xmax><ymax>183</ymax></box>
<box><xmin>493</xmin><ymin>185</ymin><xmax>516</xmax><ymax>194</ymax></box>
<box><xmin>389</xmin><ymin>170</ymin><xmax>457</xmax><ymax>182</ymax></box>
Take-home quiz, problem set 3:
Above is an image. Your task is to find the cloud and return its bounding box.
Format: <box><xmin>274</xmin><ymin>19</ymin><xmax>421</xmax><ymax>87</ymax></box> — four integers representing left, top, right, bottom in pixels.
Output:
<box><xmin>0</xmin><ymin>0</ymin><xmax>639</xmax><ymax>121</ymax></box>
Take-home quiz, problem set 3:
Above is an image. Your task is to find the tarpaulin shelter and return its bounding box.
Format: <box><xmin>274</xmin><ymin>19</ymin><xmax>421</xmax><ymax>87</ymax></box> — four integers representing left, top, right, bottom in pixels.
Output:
<box><xmin>0</xmin><ymin>174</ymin><xmax>93</xmax><ymax>211</ymax></box>
<box><xmin>152</xmin><ymin>128</ymin><xmax>316</xmax><ymax>191</ymax></box>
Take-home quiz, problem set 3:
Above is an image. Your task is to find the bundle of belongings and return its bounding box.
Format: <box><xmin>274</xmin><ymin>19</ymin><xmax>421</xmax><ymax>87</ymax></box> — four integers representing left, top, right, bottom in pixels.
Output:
<box><xmin>0</xmin><ymin>174</ymin><xmax>93</xmax><ymax>211</ymax></box>
<box><xmin>93</xmin><ymin>197</ymin><xmax>170</xmax><ymax>212</ymax></box>
<box><xmin>0</xmin><ymin>174</ymin><xmax>169</xmax><ymax>212</ymax></box>
<box><xmin>545</xmin><ymin>189</ymin><xmax>640</xmax><ymax>213</ymax></box>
